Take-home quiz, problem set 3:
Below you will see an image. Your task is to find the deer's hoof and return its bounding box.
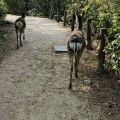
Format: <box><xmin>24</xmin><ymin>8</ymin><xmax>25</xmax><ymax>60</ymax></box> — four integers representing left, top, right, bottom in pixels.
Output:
<box><xmin>20</xmin><ymin>43</ymin><xmax>23</xmax><ymax>46</ymax></box>
<box><xmin>17</xmin><ymin>46</ymin><xmax>19</xmax><ymax>49</ymax></box>
<box><xmin>75</xmin><ymin>74</ymin><xmax>78</xmax><ymax>79</ymax></box>
<box><xmin>69</xmin><ymin>84</ymin><xmax>72</xmax><ymax>89</ymax></box>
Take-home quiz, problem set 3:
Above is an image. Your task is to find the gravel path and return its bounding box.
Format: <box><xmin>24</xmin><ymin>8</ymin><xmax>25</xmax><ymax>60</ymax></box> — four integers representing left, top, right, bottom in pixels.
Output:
<box><xmin>0</xmin><ymin>15</ymin><xmax>92</xmax><ymax>120</ymax></box>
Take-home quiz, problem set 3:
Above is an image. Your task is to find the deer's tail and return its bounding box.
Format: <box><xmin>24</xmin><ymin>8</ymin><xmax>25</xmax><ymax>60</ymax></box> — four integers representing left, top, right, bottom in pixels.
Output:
<box><xmin>69</xmin><ymin>41</ymin><xmax>82</xmax><ymax>56</ymax></box>
<box><xmin>15</xmin><ymin>21</ymin><xmax>23</xmax><ymax>28</ymax></box>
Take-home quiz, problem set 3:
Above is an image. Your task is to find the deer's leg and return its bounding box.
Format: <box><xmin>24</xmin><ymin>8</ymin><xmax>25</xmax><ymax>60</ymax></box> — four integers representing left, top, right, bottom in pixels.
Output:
<box><xmin>19</xmin><ymin>32</ymin><xmax>22</xmax><ymax>46</ymax></box>
<box><xmin>75</xmin><ymin>51</ymin><xmax>83</xmax><ymax>78</ymax></box>
<box><xmin>69</xmin><ymin>64</ymin><xmax>73</xmax><ymax>89</ymax></box>
<box><xmin>16</xmin><ymin>33</ymin><xmax>19</xmax><ymax>49</ymax></box>
<box><xmin>16</xmin><ymin>29</ymin><xmax>19</xmax><ymax>49</ymax></box>
<box><xmin>75</xmin><ymin>55</ymin><xmax>79</xmax><ymax>78</ymax></box>
<box><xmin>23</xmin><ymin>30</ymin><xmax>25</xmax><ymax>40</ymax></box>
<box><xmin>69</xmin><ymin>53</ymin><xmax>74</xmax><ymax>89</ymax></box>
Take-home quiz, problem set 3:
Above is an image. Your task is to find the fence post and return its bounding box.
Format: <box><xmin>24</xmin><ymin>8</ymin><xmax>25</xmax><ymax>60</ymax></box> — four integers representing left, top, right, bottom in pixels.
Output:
<box><xmin>50</xmin><ymin>5</ymin><xmax>54</xmax><ymax>19</ymax></box>
<box><xmin>63</xmin><ymin>11</ymin><xmax>67</xmax><ymax>26</ymax></box>
<box><xmin>71</xmin><ymin>11</ymin><xmax>75</xmax><ymax>31</ymax></box>
<box><xmin>86</xmin><ymin>18</ymin><xmax>93</xmax><ymax>50</ymax></box>
<box><xmin>97</xmin><ymin>28</ymin><xmax>107</xmax><ymax>74</ymax></box>
<box><xmin>57</xmin><ymin>10</ymin><xmax>59</xmax><ymax>23</ymax></box>
<box><xmin>78</xmin><ymin>14</ymin><xmax>82</xmax><ymax>30</ymax></box>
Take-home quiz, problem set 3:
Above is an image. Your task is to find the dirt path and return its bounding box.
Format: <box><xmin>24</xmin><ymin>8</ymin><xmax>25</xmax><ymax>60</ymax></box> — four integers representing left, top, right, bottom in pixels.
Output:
<box><xmin>0</xmin><ymin>15</ymin><xmax>120</xmax><ymax>120</ymax></box>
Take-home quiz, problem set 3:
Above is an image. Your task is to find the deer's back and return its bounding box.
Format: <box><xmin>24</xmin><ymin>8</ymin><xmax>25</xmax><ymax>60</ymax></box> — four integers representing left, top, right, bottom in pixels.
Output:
<box><xmin>15</xmin><ymin>17</ymin><xmax>26</xmax><ymax>29</ymax></box>
<box><xmin>67</xmin><ymin>30</ymin><xmax>86</xmax><ymax>50</ymax></box>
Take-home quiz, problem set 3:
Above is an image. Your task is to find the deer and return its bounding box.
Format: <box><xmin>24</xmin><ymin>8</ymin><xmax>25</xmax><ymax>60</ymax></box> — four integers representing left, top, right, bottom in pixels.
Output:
<box><xmin>67</xmin><ymin>10</ymin><xmax>86</xmax><ymax>89</ymax></box>
<box><xmin>15</xmin><ymin>12</ymin><xmax>26</xmax><ymax>49</ymax></box>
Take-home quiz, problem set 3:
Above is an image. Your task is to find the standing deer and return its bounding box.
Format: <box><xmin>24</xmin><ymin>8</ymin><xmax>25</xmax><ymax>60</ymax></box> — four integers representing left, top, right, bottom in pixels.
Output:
<box><xmin>15</xmin><ymin>12</ymin><xmax>26</xmax><ymax>49</ymax></box>
<box><xmin>67</xmin><ymin>10</ymin><xmax>86</xmax><ymax>89</ymax></box>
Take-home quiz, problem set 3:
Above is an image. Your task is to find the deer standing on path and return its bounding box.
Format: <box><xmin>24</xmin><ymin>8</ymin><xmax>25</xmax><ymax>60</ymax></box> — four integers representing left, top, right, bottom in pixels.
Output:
<box><xmin>67</xmin><ymin>10</ymin><xmax>86</xmax><ymax>89</ymax></box>
<box><xmin>15</xmin><ymin>12</ymin><xmax>26</xmax><ymax>49</ymax></box>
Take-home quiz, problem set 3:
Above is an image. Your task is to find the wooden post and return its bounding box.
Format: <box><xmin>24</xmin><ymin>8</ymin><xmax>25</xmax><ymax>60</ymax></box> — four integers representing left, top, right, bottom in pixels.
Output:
<box><xmin>63</xmin><ymin>11</ymin><xmax>67</xmax><ymax>26</ymax></box>
<box><xmin>97</xmin><ymin>28</ymin><xmax>107</xmax><ymax>74</ymax></box>
<box><xmin>78</xmin><ymin>14</ymin><xmax>82</xmax><ymax>30</ymax></box>
<box><xmin>86</xmin><ymin>18</ymin><xmax>93</xmax><ymax>50</ymax></box>
<box><xmin>50</xmin><ymin>5</ymin><xmax>54</xmax><ymax>19</ymax></box>
<box><xmin>57</xmin><ymin>0</ymin><xmax>61</xmax><ymax>23</ymax></box>
<box><xmin>57</xmin><ymin>10</ymin><xmax>59</xmax><ymax>23</ymax></box>
<box><xmin>71</xmin><ymin>11</ymin><xmax>75</xmax><ymax>31</ymax></box>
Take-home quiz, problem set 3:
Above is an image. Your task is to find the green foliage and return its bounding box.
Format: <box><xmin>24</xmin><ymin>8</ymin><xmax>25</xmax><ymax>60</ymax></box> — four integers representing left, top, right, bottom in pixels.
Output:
<box><xmin>0</xmin><ymin>1</ymin><xmax>7</xmax><ymax>19</ymax></box>
<box><xmin>66</xmin><ymin>0</ymin><xmax>86</xmax><ymax>22</ymax></box>
<box><xmin>98</xmin><ymin>13</ymin><xmax>112</xmax><ymax>28</ymax></box>
<box><xmin>83</xmin><ymin>0</ymin><xmax>120</xmax><ymax>73</ymax></box>
<box><xmin>3</xmin><ymin>0</ymin><xmax>26</xmax><ymax>15</ymax></box>
<box><xmin>27</xmin><ymin>0</ymin><xmax>66</xmax><ymax>17</ymax></box>
<box><xmin>27</xmin><ymin>0</ymin><xmax>50</xmax><ymax>17</ymax></box>
<box><xmin>108</xmin><ymin>24</ymin><xmax>120</xmax><ymax>41</ymax></box>
<box><xmin>104</xmin><ymin>37</ymin><xmax>120</xmax><ymax>73</ymax></box>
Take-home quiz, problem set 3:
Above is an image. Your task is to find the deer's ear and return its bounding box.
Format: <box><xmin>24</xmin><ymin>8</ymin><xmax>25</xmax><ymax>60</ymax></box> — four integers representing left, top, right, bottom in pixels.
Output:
<box><xmin>82</xmin><ymin>11</ymin><xmax>85</xmax><ymax>17</ymax></box>
<box><xmin>75</xmin><ymin>10</ymin><xmax>79</xmax><ymax>15</ymax></box>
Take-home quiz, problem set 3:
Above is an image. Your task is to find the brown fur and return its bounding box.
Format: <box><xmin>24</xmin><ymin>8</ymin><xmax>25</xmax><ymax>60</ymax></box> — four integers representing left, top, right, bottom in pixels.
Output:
<box><xmin>15</xmin><ymin>12</ymin><xmax>26</xmax><ymax>49</ymax></box>
<box><xmin>67</xmin><ymin>12</ymin><xmax>86</xmax><ymax>89</ymax></box>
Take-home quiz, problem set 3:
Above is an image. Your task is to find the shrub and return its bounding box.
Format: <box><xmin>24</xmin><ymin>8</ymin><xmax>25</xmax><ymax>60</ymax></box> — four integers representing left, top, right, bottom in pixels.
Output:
<box><xmin>0</xmin><ymin>2</ymin><xmax>7</xmax><ymax>19</ymax></box>
<box><xmin>104</xmin><ymin>34</ymin><xmax>120</xmax><ymax>74</ymax></box>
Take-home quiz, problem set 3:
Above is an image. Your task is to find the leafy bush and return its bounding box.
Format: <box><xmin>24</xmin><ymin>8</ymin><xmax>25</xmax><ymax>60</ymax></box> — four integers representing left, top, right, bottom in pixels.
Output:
<box><xmin>3</xmin><ymin>0</ymin><xmax>26</xmax><ymax>15</ymax></box>
<box><xmin>0</xmin><ymin>2</ymin><xmax>7</xmax><ymax>19</ymax></box>
<box><xmin>104</xmin><ymin>34</ymin><xmax>120</xmax><ymax>74</ymax></box>
<box><xmin>81</xmin><ymin>0</ymin><xmax>120</xmax><ymax>73</ymax></box>
<box><xmin>66</xmin><ymin>0</ymin><xmax>86</xmax><ymax>25</ymax></box>
<box><xmin>98</xmin><ymin>13</ymin><xmax>112</xmax><ymax>28</ymax></box>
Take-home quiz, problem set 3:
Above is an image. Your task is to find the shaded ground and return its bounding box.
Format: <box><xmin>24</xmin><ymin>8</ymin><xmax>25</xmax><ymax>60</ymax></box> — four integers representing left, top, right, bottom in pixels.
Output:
<box><xmin>0</xmin><ymin>22</ymin><xmax>15</xmax><ymax>64</ymax></box>
<box><xmin>0</xmin><ymin>15</ymin><xmax>120</xmax><ymax>120</ymax></box>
